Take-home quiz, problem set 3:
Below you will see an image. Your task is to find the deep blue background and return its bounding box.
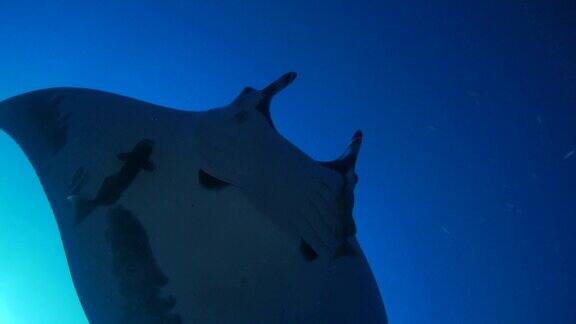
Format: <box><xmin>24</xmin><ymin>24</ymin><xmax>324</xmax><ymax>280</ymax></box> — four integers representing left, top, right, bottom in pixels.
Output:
<box><xmin>0</xmin><ymin>1</ymin><xmax>575</xmax><ymax>323</ymax></box>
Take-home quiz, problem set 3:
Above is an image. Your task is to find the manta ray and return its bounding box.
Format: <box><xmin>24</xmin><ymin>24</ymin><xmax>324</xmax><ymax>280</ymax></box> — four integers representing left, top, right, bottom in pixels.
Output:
<box><xmin>0</xmin><ymin>72</ymin><xmax>387</xmax><ymax>323</ymax></box>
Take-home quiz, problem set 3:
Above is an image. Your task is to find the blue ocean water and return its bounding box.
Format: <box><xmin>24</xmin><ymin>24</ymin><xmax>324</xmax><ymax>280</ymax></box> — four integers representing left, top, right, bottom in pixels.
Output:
<box><xmin>0</xmin><ymin>1</ymin><xmax>574</xmax><ymax>323</ymax></box>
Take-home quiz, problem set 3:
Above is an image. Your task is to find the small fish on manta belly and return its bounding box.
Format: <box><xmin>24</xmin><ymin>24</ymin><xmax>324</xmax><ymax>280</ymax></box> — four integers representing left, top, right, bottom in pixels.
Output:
<box><xmin>68</xmin><ymin>138</ymin><xmax>155</xmax><ymax>223</ymax></box>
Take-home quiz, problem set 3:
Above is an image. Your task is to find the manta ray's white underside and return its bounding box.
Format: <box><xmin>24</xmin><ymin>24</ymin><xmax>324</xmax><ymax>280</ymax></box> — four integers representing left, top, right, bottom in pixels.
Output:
<box><xmin>0</xmin><ymin>73</ymin><xmax>387</xmax><ymax>323</ymax></box>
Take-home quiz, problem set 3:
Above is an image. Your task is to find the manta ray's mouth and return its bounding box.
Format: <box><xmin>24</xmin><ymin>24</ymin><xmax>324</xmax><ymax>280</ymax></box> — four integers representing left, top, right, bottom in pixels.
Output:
<box><xmin>243</xmin><ymin>72</ymin><xmax>364</xmax><ymax>182</ymax></box>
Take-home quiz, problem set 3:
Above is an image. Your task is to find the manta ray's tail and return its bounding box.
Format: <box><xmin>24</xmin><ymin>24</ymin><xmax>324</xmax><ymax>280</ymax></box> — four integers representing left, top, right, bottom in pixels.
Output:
<box><xmin>67</xmin><ymin>195</ymin><xmax>98</xmax><ymax>223</ymax></box>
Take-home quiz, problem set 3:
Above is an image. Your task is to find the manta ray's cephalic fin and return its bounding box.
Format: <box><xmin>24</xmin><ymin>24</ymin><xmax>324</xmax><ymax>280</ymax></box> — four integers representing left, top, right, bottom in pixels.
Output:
<box><xmin>319</xmin><ymin>130</ymin><xmax>363</xmax><ymax>177</ymax></box>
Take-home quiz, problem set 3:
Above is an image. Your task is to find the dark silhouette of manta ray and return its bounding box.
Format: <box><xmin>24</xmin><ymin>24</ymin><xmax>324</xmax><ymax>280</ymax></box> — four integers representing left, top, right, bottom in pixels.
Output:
<box><xmin>0</xmin><ymin>72</ymin><xmax>387</xmax><ymax>323</ymax></box>
<box><xmin>106</xmin><ymin>206</ymin><xmax>181</xmax><ymax>324</ymax></box>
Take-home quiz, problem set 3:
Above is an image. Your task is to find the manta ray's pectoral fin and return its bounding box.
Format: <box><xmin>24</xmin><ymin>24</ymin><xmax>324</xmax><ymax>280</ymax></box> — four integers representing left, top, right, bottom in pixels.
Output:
<box><xmin>67</xmin><ymin>195</ymin><xmax>97</xmax><ymax>224</ymax></box>
<box><xmin>68</xmin><ymin>167</ymin><xmax>89</xmax><ymax>195</ymax></box>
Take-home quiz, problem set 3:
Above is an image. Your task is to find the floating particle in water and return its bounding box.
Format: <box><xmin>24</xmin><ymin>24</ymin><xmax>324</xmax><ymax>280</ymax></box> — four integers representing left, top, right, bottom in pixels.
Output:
<box><xmin>504</xmin><ymin>202</ymin><xmax>523</xmax><ymax>215</ymax></box>
<box><xmin>465</xmin><ymin>90</ymin><xmax>478</xmax><ymax>97</ymax></box>
<box><xmin>440</xmin><ymin>225</ymin><xmax>450</xmax><ymax>235</ymax></box>
<box><xmin>465</xmin><ymin>90</ymin><xmax>480</xmax><ymax>106</ymax></box>
<box><xmin>564</xmin><ymin>150</ymin><xmax>574</xmax><ymax>160</ymax></box>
